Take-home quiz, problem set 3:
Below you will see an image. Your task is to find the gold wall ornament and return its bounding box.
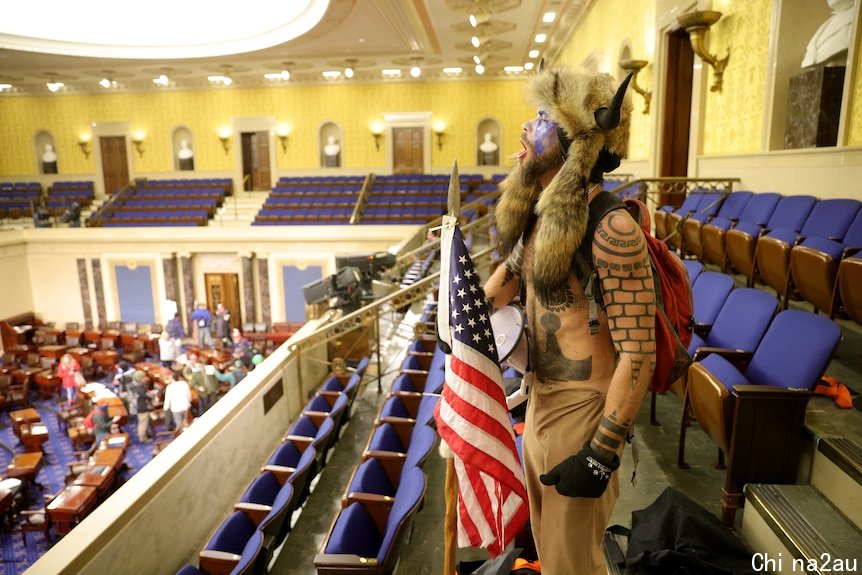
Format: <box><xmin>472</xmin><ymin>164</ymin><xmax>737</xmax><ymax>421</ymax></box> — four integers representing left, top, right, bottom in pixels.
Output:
<box><xmin>619</xmin><ymin>59</ymin><xmax>652</xmax><ymax>114</ymax></box>
<box><xmin>677</xmin><ymin>10</ymin><xmax>729</xmax><ymax>92</ymax></box>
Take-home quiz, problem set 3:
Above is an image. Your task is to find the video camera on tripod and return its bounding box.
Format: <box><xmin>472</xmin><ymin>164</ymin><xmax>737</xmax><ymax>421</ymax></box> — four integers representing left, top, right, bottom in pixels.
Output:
<box><xmin>301</xmin><ymin>266</ymin><xmax>364</xmax><ymax>313</ymax></box>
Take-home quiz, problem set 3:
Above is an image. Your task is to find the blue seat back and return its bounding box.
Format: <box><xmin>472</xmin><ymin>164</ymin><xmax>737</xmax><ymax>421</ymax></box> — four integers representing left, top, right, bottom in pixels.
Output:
<box><xmin>799</xmin><ymin>198</ymin><xmax>860</xmax><ymax>241</ymax></box>
<box><xmin>378</xmin><ymin>467</ymin><xmax>427</xmax><ymax>563</ymax></box>
<box><xmin>268</xmin><ymin>440</ymin><xmax>302</xmax><ymax>467</ymax></box>
<box><xmin>350</xmin><ymin>458</ymin><xmax>395</xmax><ymax>496</ymax></box>
<box><xmin>746</xmin><ymin>310</ymin><xmax>842</xmax><ymax>390</ymax></box>
<box><xmin>289</xmin><ymin>415</ymin><xmax>319</xmax><ymax>437</ymax></box>
<box><xmin>766</xmin><ymin>195</ymin><xmax>817</xmax><ymax>231</ymax></box>
<box><xmin>206</xmin><ymin>511</ymin><xmax>257</xmax><ymax>555</ymax></box>
<box><xmin>682</xmin><ymin>259</ymin><xmax>705</xmax><ymax>286</ymax></box>
<box><xmin>325</xmin><ymin>502</ymin><xmax>381</xmax><ymax>557</ymax></box>
<box><xmin>692</xmin><ymin>272</ymin><xmax>736</xmax><ymax>326</ymax></box>
<box><xmin>706</xmin><ymin>288</ymin><xmax>777</xmax><ymax>353</ymax></box>
<box><xmin>715</xmin><ymin>191</ymin><xmax>752</xmax><ymax>220</ymax></box>
<box><xmin>240</xmin><ymin>471</ymin><xmax>281</xmax><ymax>506</ymax></box>
<box><xmin>841</xmin><ymin>209</ymin><xmax>862</xmax><ymax>249</ymax></box>
<box><xmin>369</xmin><ymin>423</ymin><xmax>406</xmax><ymax>453</ymax></box>
<box><xmin>404</xmin><ymin>424</ymin><xmax>437</xmax><ymax>470</ymax></box>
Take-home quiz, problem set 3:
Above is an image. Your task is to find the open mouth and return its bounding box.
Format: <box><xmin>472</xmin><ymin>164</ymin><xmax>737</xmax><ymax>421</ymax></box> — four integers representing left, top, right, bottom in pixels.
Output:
<box><xmin>517</xmin><ymin>137</ymin><xmax>527</xmax><ymax>159</ymax></box>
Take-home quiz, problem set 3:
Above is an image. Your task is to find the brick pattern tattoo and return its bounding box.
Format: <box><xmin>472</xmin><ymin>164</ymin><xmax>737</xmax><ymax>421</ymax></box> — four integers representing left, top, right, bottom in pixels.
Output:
<box><xmin>593</xmin><ymin>213</ymin><xmax>656</xmax><ymax>390</ymax></box>
<box><xmin>501</xmin><ymin>240</ymin><xmax>524</xmax><ymax>287</ymax></box>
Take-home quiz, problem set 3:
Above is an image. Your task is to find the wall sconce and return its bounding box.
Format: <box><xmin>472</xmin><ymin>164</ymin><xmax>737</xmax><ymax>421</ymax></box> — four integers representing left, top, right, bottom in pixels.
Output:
<box><xmin>433</xmin><ymin>121</ymin><xmax>446</xmax><ymax>151</ymax></box>
<box><xmin>370</xmin><ymin>122</ymin><xmax>384</xmax><ymax>151</ymax></box>
<box><xmin>218</xmin><ymin>126</ymin><xmax>232</xmax><ymax>155</ymax></box>
<box><xmin>78</xmin><ymin>133</ymin><xmax>92</xmax><ymax>159</ymax></box>
<box><xmin>677</xmin><ymin>10</ymin><xmax>729</xmax><ymax>93</ymax></box>
<box><xmin>276</xmin><ymin>125</ymin><xmax>291</xmax><ymax>153</ymax></box>
<box><xmin>131</xmin><ymin>130</ymin><xmax>146</xmax><ymax>158</ymax></box>
<box><xmin>619</xmin><ymin>59</ymin><xmax>652</xmax><ymax>114</ymax></box>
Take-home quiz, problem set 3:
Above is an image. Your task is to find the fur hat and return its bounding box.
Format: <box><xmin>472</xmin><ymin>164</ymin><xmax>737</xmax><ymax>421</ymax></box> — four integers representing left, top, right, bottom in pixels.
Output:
<box><xmin>496</xmin><ymin>68</ymin><xmax>633</xmax><ymax>305</ymax></box>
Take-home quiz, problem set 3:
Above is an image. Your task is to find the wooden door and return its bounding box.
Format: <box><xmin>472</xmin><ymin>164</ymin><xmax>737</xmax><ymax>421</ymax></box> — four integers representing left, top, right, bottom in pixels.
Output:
<box><xmin>659</xmin><ymin>29</ymin><xmax>695</xmax><ymax>206</ymax></box>
<box><xmin>100</xmin><ymin>136</ymin><xmax>130</xmax><ymax>195</ymax></box>
<box><xmin>204</xmin><ymin>273</ymin><xmax>242</xmax><ymax>326</ymax></box>
<box><xmin>240</xmin><ymin>131</ymin><xmax>271</xmax><ymax>191</ymax></box>
<box><xmin>392</xmin><ymin>127</ymin><xmax>424</xmax><ymax>174</ymax></box>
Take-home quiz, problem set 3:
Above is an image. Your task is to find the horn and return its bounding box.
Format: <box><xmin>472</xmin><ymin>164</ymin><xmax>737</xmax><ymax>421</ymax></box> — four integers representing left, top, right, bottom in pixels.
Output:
<box><xmin>538</xmin><ymin>58</ymin><xmax>545</xmax><ymax>73</ymax></box>
<box><xmin>594</xmin><ymin>73</ymin><xmax>633</xmax><ymax>131</ymax></box>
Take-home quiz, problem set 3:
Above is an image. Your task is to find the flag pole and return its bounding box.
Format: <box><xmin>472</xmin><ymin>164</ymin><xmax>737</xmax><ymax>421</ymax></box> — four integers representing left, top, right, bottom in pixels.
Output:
<box><xmin>442</xmin><ymin>159</ymin><xmax>460</xmax><ymax>575</ymax></box>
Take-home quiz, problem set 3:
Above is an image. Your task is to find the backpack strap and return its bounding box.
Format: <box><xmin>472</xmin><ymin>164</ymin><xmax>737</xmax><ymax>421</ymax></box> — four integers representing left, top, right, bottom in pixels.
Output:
<box><xmin>574</xmin><ymin>191</ymin><xmax>626</xmax><ymax>335</ymax></box>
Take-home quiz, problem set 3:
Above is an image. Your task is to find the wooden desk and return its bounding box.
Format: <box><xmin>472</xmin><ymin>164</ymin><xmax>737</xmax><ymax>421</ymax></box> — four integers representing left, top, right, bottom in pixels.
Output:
<box><xmin>66</xmin><ymin>347</ymin><xmax>91</xmax><ymax>363</ymax></box>
<box><xmin>72</xmin><ymin>464</ymin><xmax>116</xmax><ymax>496</ymax></box>
<box><xmin>100</xmin><ymin>433</ymin><xmax>129</xmax><ymax>453</ymax></box>
<box><xmin>93</xmin><ymin>448</ymin><xmax>124</xmax><ymax>470</ymax></box>
<box><xmin>82</xmin><ymin>330</ymin><xmax>102</xmax><ymax>346</ymax></box>
<box><xmin>21</xmin><ymin>421</ymin><xmax>49</xmax><ymax>453</ymax></box>
<box><xmin>10</xmin><ymin>408</ymin><xmax>41</xmax><ymax>427</ymax></box>
<box><xmin>47</xmin><ymin>485</ymin><xmax>98</xmax><ymax>535</ymax></box>
<box><xmin>104</xmin><ymin>397</ymin><xmax>128</xmax><ymax>426</ymax></box>
<box><xmin>38</xmin><ymin>344</ymin><xmax>69</xmax><ymax>360</ymax></box>
<box><xmin>5</xmin><ymin>452</ymin><xmax>43</xmax><ymax>482</ymax></box>
<box><xmin>91</xmin><ymin>350</ymin><xmax>118</xmax><ymax>371</ymax></box>
<box><xmin>11</xmin><ymin>366</ymin><xmax>43</xmax><ymax>385</ymax></box>
<box><xmin>33</xmin><ymin>370</ymin><xmax>60</xmax><ymax>398</ymax></box>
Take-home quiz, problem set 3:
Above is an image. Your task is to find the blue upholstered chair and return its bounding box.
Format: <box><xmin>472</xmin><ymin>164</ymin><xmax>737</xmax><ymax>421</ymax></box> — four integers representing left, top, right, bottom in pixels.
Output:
<box><xmin>666</xmin><ymin>190</ymin><xmax>727</xmax><ymax>251</ymax></box>
<box><xmin>682</xmin><ymin>191</ymin><xmax>752</xmax><ymax>260</ymax></box>
<box><xmin>236</xmin><ymin>471</ymin><xmax>296</xmax><ymax>556</ymax></box>
<box><xmin>315</xmin><ymin>467</ymin><xmax>427</xmax><ymax>575</ymax></box>
<box><xmin>265</xmin><ymin>439</ymin><xmax>317</xmax><ymax>513</ymax></box>
<box><xmin>196</xmin><ymin>510</ymin><xmax>264</xmax><ymax>575</ymax></box>
<box><xmin>681</xmin><ymin>259</ymin><xmax>705</xmax><ymax>287</ymax></box>
<box><xmin>701</xmin><ymin>192</ymin><xmax>781</xmax><ymax>271</ymax></box>
<box><xmin>691</xmin><ymin>272</ymin><xmax>736</xmax><ymax>334</ymax></box>
<box><xmin>756</xmin><ymin>198</ymin><xmax>860</xmax><ymax>307</ymax></box>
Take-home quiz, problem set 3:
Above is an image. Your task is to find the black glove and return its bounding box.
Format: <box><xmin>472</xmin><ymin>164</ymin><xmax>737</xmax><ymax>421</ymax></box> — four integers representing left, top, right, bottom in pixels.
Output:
<box><xmin>539</xmin><ymin>442</ymin><xmax>620</xmax><ymax>498</ymax></box>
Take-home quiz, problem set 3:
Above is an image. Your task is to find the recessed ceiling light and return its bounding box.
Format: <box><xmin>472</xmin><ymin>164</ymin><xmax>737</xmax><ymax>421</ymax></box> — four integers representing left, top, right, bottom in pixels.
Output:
<box><xmin>469</xmin><ymin>11</ymin><xmax>490</xmax><ymax>27</ymax></box>
<box><xmin>473</xmin><ymin>55</ymin><xmax>482</xmax><ymax>65</ymax></box>
<box><xmin>475</xmin><ymin>64</ymin><xmax>485</xmax><ymax>75</ymax></box>
<box><xmin>207</xmin><ymin>75</ymin><xmax>232</xmax><ymax>86</ymax></box>
<box><xmin>381</xmin><ymin>69</ymin><xmax>401</xmax><ymax>76</ymax></box>
<box><xmin>535</xmin><ymin>33</ymin><xmax>547</xmax><ymax>43</ymax></box>
<box><xmin>46</xmin><ymin>82</ymin><xmax>64</xmax><ymax>92</ymax></box>
<box><xmin>410</xmin><ymin>66</ymin><xmax>421</xmax><ymax>78</ymax></box>
<box><xmin>471</xmin><ymin>35</ymin><xmax>481</xmax><ymax>48</ymax></box>
<box><xmin>542</xmin><ymin>12</ymin><xmax>557</xmax><ymax>23</ymax></box>
<box><xmin>152</xmin><ymin>74</ymin><xmax>169</xmax><ymax>86</ymax></box>
<box><xmin>504</xmin><ymin>66</ymin><xmax>524</xmax><ymax>73</ymax></box>
<box><xmin>524</xmin><ymin>62</ymin><xmax>535</xmax><ymax>71</ymax></box>
<box><xmin>322</xmin><ymin>70</ymin><xmax>342</xmax><ymax>78</ymax></box>
<box><xmin>0</xmin><ymin>83</ymin><xmax>13</xmax><ymax>92</ymax></box>
<box><xmin>264</xmin><ymin>70</ymin><xmax>290</xmax><ymax>81</ymax></box>
<box><xmin>99</xmin><ymin>78</ymin><xmax>117</xmax><ymax>89</ymax></box>
<box><xmin>442</xmin><ymin>67</ymin><xmax>463</xmax><ymax>74</ymax></box>
<box><xmin>344</xmin><ymin>67</ymin><xmax>354</xmax><ymax>78</ymax></box>
<box><xmin>529</xmin><ymin>49</ymin><xmax>540</xmax><ymax>59</ymax></box>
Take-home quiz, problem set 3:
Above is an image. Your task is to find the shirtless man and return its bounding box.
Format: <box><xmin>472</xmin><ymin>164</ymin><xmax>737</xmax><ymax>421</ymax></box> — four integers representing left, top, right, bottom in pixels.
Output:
<box><xmin>484</xmin><ymin>68</ymin><xmax>656</xmax><ymax>574</ymax></box>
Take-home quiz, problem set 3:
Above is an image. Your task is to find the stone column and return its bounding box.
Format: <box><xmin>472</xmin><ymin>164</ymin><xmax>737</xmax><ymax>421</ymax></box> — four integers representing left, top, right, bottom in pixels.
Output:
<box><xmin>77</xmin><ymin>258</ymin><xmax>93</xmax><ymax>329</ymax></box>
<box><xmin>179</xmin><ymin>254</ymin><xmax>195</xmax><ymax>333</ymax></box>
<box><xmin>91</xmin><ymin>258</ymin><xmax>106</xmax><ymax>329</ymax></box>
<box><xmin>241</xmin><ymin>253</ymin><xmax>256</xmax><ymax>324</ymax></box>
<box><xmin>257</xmin><ymin>257</ymin><xmax>271</xmax><ymax>327</ymax></box>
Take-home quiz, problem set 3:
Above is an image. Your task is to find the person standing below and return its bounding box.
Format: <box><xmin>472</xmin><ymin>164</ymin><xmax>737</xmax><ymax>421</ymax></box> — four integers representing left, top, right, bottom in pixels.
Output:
<box><xmin>92</xmin><ymin>402</ymin><xmax>118</xmax><ymax>447</ymax></box>
<box><xmin>163</xmin><ymin>373</ymin><xmax>192</xmax><ymax>432</ymax></box>
<box><xmin>165</xmin><ymin>312</ymin><xmax>186</xmax><ymax>341</ymax></box>
<box><xmin>127</xmin><ymin>370</ymin><xmax>152</xmax><ymax>443</ymax></box>
<box><xmin>190</xmin><ymin>302</ymin><xmax>213</xmax><ymax>347</ymax></box>
<box><xmin>212</xmin><ymin>303</ymin><xmax>231</xmax><ymax>348</ymax></box>
<box><xmin>483</xmin><ymin>68</ymin><xmax>654</xmax><ymax>575</ymax></box>
<box><xmin>158</xmin><ymin>330</ymin><xmax>177</xmax><ymax>368</ymax></box>
<box><xmin>57</xmin><ymin>353</ymin><xmax>81</xmax><ymax>404</ymax></box>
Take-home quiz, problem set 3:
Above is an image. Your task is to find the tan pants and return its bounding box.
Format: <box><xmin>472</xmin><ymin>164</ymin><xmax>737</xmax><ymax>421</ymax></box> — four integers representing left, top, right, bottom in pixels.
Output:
<box><xmin>523</xmin><ymin>382</ymin><xmax>619</xmax><ymax>575</ymax></box>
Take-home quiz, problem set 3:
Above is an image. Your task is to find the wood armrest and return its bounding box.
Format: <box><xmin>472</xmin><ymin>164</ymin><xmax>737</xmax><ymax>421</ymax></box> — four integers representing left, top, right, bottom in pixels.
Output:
<box><xmin>408</xmin><ymin>350</ymin><xmax>434</xmax><ymax>358</ymax></box>
<box><xmin>731</xmin><ymin>385</ymin><xmax>813</xmax><ymax>398</ymax></box>
<box><xmin>303</xmin><ymin>410</ymin><xmax>329</xmax><ymax>427</ymax></box>
<box><xmin>283</xmin><ymin>435</ymin><xmax>314</xmax><ymax>450</ymax></box>
<box><xmin>693</xmin><ymin>323</ymin><xmax>711</xmax><ymax>338</ymax></box>
<box><xmin>693</xmin><ymin>347</ymin><xmax>752</xmax><ymax>370</ymax></box>
<box><xmin>261</xmin><ymin>464</ymin><xmax>295</xmax><ymax>485</ymax></box>
<box><xmin>387</xmin><ymin>391</ymin><xmax>423</xmax><ymax>400</ymax></box>
<box><xmin>234</xmin><ymin>502</ymin><xmax>272</xmax><ymax>526</ymax></box>
<box><xmin>315</xmin><ymin>391</ymin><xmax>341</xmax><ymax>407</ymax></box>
<box><xmin>376</xmin><ymin>415</ymin><xmax>416</xmax><ymax>426</ymax></box>
<box><xmin>340</xmin><ymin>493</ymin><xmax>393</xmax><ymax>533</ymax></box>
<box><xmin>398</xmin><ymin>368</ymin><xmax>429</xmax><ymax>377</ymax></box>
<box><xmin>362</xmin><ymin>450</ymin><xmax>407</xmax><ymax>462</ymax></box>
<box><xmin>314</xmin><ymin>553</ymin><xmax>378</xmax><ymax>568</ymax></box>
<box><xmin>199</xmin><ymin>549</ymin><xmax>240</xmax><ymax>575</ymax></box>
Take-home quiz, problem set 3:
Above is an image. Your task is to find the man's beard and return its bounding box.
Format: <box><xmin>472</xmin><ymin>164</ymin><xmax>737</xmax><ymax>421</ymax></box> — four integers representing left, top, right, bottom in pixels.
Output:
<box><xmin>518</xmin><ymin>140</ymin><xmax>564</xmax><ymax>188</ymax></box>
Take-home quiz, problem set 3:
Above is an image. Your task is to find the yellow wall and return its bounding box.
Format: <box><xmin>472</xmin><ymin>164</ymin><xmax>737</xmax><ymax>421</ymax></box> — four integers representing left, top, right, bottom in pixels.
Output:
<box><xmin>0</xmin><ymin>81</ymin><xmax>534</xmax><ymax>176</ymax></box>
<box><xmin>553</xmin><ymin>0</ymin><xmax>655</xmax><ymax>162</ymax></box>
<box><xmin>850</xmin><ymin>46</ymin><xmax>862</xmax><ymax>145</ymax></box>
<box><xmin>702</xmin><ymin>0</ymin><xmax>772</xmax><ymax>154</ymax></box>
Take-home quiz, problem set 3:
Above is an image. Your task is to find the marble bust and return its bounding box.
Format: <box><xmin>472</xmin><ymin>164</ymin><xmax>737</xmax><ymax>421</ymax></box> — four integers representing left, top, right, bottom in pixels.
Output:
<box><xmin>178</xmin><ymin>140</ymin><xmax>195</xmax><ymax>170</ymax></box>
<box><xmin>801</xmin><ymin>0</ymin><xmax>855</xmax><ymax>68</ymax></box>
<box><xmin>323</xmin><ymin>135</ymin><xmax>341</xmax><ymax>167</ymax></box>
<box><xmin>42</xmin><ymin>144</ymin><xmax>58</xmax><ymax>174</ymax></box>
<box><xmin>478</xmin><ymin>132</ymin><xmax>499</xmax><ymax>165</ymax></box>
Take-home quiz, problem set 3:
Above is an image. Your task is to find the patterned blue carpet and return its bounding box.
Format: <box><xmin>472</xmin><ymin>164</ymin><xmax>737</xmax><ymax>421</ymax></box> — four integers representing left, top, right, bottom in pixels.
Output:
<box><xmin>0</xmin><ymin>394</ymin><xmax>155</xmax><ymax>573</ymax></box>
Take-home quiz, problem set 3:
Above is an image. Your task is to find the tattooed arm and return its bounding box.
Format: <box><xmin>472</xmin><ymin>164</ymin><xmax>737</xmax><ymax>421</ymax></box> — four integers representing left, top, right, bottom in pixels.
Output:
<box><xmin>483</xmin><ymin>238</ymin><xmax>524</xmax><ymax>309</ymax></box>
<box><xmin>590</xmin><ymin>211</ymin><xmax>656</xmax><ymax>462</ymax></box>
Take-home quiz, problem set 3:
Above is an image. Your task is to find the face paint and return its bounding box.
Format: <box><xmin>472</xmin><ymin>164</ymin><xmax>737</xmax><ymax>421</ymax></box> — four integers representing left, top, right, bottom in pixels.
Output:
<box><xmin>532</xmin><ymin>109</ymin><xmax>560</xmax><ymax>156</ymax></box>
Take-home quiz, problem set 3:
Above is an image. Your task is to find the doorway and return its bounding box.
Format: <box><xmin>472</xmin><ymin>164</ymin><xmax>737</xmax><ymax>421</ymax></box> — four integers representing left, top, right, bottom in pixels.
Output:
<box><xmin>204</xmin><ymin>273</ymin><xmax>242</xmax><ymax>327</ymax></box>
<box><xmin>100</xmin><ymin>136</ymin><xmax>130</xmax><ymax>195</ymax></box>
<box><xmin>659</xmin><ymin>28</ymin><xmax>695</xmax><ymax>205</ymax></box>
<box><xmin>392</xmin><ymin>127</ymin><xmax>424</xmax><ymax>174</ymax></box>
<box><xmin>240</xmin><ymin>131</ymin><xmax>272</xmax><ymax>191</ymax></box>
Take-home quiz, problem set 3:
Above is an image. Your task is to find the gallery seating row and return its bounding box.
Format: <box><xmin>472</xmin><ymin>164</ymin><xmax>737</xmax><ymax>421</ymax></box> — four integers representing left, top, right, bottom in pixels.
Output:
<box><xmin>667</xmin><ymin>190</ymin><xmax>862</xmax><ymax>325</ymax></box>
<box><xmin>264</xmin><ymin>196</ymin><xmax>357</xmax><ymax>207</ymax></box>
<box><xmin>137</xmin><ymin>178</ymin><xmax>232</xmax><ymax>195</ymax></box>
<box><xmin>314</xmin><ymin>334</ymin><xmax>440</xmax><ymax>574</ymax></box>
<box><xmin>270</xmin><ymin>187</ymin><xmax>360</xmax><ymax>197</ymax></box>
<box><xmin>0</xmin><ymin>182</ymin><xmax>41</xmax><ymax>194</ymax></box>
<box><xmin>175</xmin><ymin>357</ymin><xmax>371</xmax><ymax>575</ymax></box>
<box><xmin>277</xmin><ymin>176</ymin><xmax>366</xmax><ymax>185</ymax></box>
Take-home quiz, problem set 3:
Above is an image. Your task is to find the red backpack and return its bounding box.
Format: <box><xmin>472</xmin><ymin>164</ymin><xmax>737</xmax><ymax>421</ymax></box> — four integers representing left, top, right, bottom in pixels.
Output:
<box><xmin>579</xmin><ymin>192</ymin><xmax>694</xmax><ymax>395</ymax></box>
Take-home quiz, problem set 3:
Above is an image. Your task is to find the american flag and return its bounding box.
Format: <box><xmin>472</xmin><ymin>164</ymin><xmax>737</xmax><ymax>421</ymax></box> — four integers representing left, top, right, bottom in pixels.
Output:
<box><xmin>433</xmin><ymin>217</ymin><xmax>529</xmax><ymax>557</ymax></box>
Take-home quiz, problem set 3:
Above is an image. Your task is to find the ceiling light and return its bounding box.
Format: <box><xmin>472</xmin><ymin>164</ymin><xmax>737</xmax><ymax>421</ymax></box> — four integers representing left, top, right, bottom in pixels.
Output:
<box><xmin>543</xmin><ymin>11</ymin><xmax>557</xmax><ymax>23</ymax></box>
<box><xmin>0</xmin><ymin>83</ymin><xmax>12</xmax><ymax>92</ymax></box>
<box><xmin>473</xmin><ymin>55</ymin><xmax>482</xmax><ymax>65</ymax></box>
<box><xmin>344</xmin><ymin>67</ymin><xmax>354</xmax><ymax>78</ymax></box>
<box><xmin>46</xmin><ymin>82</ymin><xmax>64</xmax><ymax>92</ymax></box>
<box><xmin>469</xmin><ymin>11</ymin><xmax>490</xmax><ymax>27</ymax></box>
<box><xmin>207</xmin><ymin>75</ymin><xmax>232</xmax><ymax>86</ymax></box>
<box><xmin>264</xmin><ymin>70</ymin><xmax>290</xmax><ymax>81</ymax></box>
<box><xmin>153</xmin><ymin>74</ymin><xmax>169</xmax><ymax>86</ymax></box>
<box><xmin>471</xmin><ymin>35</ymin><xmax>488</xmax><ymax>48</ymax></box>
<box><xmin>524</xmin><ymin>62</ymin><xmax>534</xmax><ymax>71</ymax></box>
<box><xmin>504</xmin><ymin>66</ymin><xmax>524</xmax><ymax>73</ymax></box>
<box><xmin>475</xmin><ymin>64</ymin><xmax>485</xmax><ymax>75</ymax></box>
<box><xmin>410</xmin><ymin>66</ymin><xmax>421</xmax><ymax>78</ymax></box>
<box><xmin>99</xmin><ymin>78</ymin><xmax>117</xmax><ymax>89</ymax></box>
<box><xmin>442</xmin><ymin>67</ymin><xmax>463</xmax><ymax>74</ymax></box>
<box><xmin>535</xmin><ymin>33</ymin><xmax>547</xmax><ymax>43</ymax></box>
<box><xmin>322</xmin><ymin>70</ymin><xmax>342</xmax><ymax>78</ymax></box>
<box><xmin>529</xmin><ymin>49</ymin><xmax>540</xmax><ymax>59</ymax></box>
<box><xmin>381</xmin><ymin>69</ymin><xmax>401</xmax><ymax>76</ymax></box>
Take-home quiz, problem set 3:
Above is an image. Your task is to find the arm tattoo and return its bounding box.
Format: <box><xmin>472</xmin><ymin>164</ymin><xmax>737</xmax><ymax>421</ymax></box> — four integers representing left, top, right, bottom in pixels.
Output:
<box><xmin>593</xmin><ymin>214</ymin><xmax>656</xmax><ymax>389</ymax></box>
<box><xmin>592</xmin><ymin>412</ymin><xmax>632</xmax><ymax>461</ymax></box>
<box><xmin>501</xmin><ymin>240</ymin><xmax>524</xmax><ymax>287</ymax></box>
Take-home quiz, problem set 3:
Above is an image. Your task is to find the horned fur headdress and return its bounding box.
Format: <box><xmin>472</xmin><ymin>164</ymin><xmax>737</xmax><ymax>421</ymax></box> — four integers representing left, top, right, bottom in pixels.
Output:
<box><xmin>496</xmin><ymin>67</ymin><xmax>633</xmax><ymax>305</ymax></box>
